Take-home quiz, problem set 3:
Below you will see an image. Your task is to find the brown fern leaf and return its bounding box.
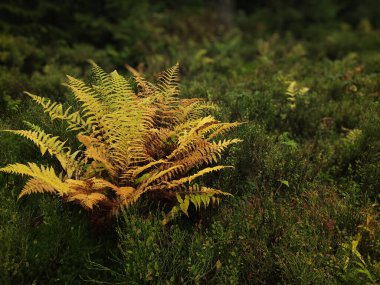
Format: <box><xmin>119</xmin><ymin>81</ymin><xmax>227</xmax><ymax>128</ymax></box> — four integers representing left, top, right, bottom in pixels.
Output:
<box><xmin>126</xmin><ymin>64</ymin><xmax>158</xmax><ymax>97</ymax></box>
<box><xmin>68</xmin><ymin>192</ymin><xmax>107</xmax><ymax>210</ymax></box>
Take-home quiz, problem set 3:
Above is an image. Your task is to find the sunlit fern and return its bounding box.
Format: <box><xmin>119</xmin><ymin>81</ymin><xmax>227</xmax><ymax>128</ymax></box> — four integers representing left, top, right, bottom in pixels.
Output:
<box><xmin>285</xmin><ymin>80</ymin><xmax>309</xmax><ymax>110</ymax></box>
<box><xmin>342</xmin><ymin>127</ymin><xmax>363</xmax><ymax>147</ymax></box>
<box><xmin>0</xmin><ymin>61</ymin><xmax>241</xmax><ymax>222</ymax></box>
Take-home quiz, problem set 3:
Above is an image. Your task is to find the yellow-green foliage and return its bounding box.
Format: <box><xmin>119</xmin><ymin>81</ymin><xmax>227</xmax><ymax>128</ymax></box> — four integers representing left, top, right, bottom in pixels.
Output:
<box><xmin>0</xmin><ymin>62</ymin><xmax>241</xmax><ymax>220</ymax></box>
<box><xmin>285</xmin><ymin>80</ymin><xmax>309</xmax><ymax>110</ymax></box>
<box><xmin>342</xmin><ymin>127</ymin><xmax>363</xmax><ymax>147</ymax></box>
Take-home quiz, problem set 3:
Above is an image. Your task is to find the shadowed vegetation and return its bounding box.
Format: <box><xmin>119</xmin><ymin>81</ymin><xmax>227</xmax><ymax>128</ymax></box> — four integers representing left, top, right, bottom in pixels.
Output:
<box><xmin>0</xmin><ymin>1</ymin><xmax>379</xmax><ymax>284</ymax></box>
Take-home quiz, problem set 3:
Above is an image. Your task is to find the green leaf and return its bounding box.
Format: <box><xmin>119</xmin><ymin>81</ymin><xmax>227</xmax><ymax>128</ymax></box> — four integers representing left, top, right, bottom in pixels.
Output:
<box><xmin>180</xmin><ymin>196</ymin><xmax>190</xmax><ymax>216</ymax></box>
<box><xmin>279</xmin><ymin>180</ymin><xmax>289</xmax><ymax>187</ymax></box>
<box><xmin>176</xmin><ymin>193</ymin><xmax>183</xmax><ymax>203</ymax></box>
<box><xmin>200</xmin><ymin>195</ymin><xmax>210</xmax><ymax>208</ymax></box>
<box><xmin>134</xmin><ymin>173</ymin><xmax>151</xmax><ymax>184</ymax></box>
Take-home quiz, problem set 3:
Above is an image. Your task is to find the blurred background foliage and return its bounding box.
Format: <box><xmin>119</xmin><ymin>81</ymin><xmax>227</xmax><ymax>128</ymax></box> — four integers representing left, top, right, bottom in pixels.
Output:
<box><xmin>0</xmin><ymin>0</ymin><xmax>380</xmax><ymax>284</ymax></box>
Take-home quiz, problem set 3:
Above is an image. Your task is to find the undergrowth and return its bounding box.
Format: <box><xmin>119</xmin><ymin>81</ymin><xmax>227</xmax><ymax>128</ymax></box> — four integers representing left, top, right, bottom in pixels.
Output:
<box><xmin>1</xmin><ymin>1</ymin><xmax>380</xmax><ymax>284</ymax></box>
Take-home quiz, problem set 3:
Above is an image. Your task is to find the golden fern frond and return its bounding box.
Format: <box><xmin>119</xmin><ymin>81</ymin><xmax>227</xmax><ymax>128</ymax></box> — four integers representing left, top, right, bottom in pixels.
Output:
<box><xmin>23</xmin><ymin>121</ymin><xmax>43</xmax><ymax>132</ymax></box>
<box><xmin>213</xmin><ymin>138</ymin><xmax>242</xmax><ymax>150</ymax></box>
<box><xmin>124</xmin><ymin>159</ymin><xmax>167</xmax><ymax>181</ymax></box>
<box><xmin>175</xmin><ymin>140</ymin><xmax>212</xmax><ymax>164</ymax></box>
<box><xmin>174</xmin><ymin>118</ymin><xmax>204</xmax><ymax>134</ymax></box>
<box><xmin>64</xmin><ymin>179</ymin><xmax>88</xmax><ymax>192</ymax></box>
<box><xmin>67</xmin><ymin>192</ymin><xmax>107</xmax><ymax>210</ymax></box>
<box><xmin>89</xmin><ymin>60</ymin><xmax>113</xmax><ymax>94</ymax></box>
<box><xmin>206</xmin><ymin>122</ymin><xmax>242</xmax><ymax>141</ymax></box>
<box><xmin>64</xmin><ymin>76</ymin><xmax>108</xmax><ymax>132</ymax></box>
<box><xmin>102</xmin><ymin>108</ymin><xmax>153</xmax><ymax>167</ymax></box>
<box><xmin>2</xmin><ymin>129</ymin><xmax>66</xmax><ymax>156</ymax></box>
<box><xmin>114</xmin><ymin>186</ymin><xmax>135</xmax><ymax>198</ymax></box>
<box><xmin>85</xmin><ymin>147</ymin><xmax>117</xmax><ymax>177</ymax></box>
<box><xmin>194</xmin><ymin>139</ymin><xmax>241</xmax><ymax>165</ymax></box>
<box><xmin>175</xmin><ymin>148</ymin><xmax>212</xmax><ymax>170</ymax></box>
<box><xmin>179</xmin><ymin>99</ymin><xmax>219</xmax><ymax>121</ymax></box>
<box><xmin>142</xmin><ymin>128</ymin><xmax>177</xmax><ymax>160</ymax></box>
<box><xmin>167</xmin><ymin>165</ymin><xmax>232</xmax><ymax>188</ymax></box>
<box><xmin>174</xmin><ymin>138</ymin><xmax>241</xmax><ymax>171</ymax></box>
<box><xmin>126</xmin><ymin>64</ymin><xmax>158</xmax><ymax>97</ymax></box>
<box><xmin>65</xmin><ymin>177</ymin><xmax>119</xmax><ymax>193</ymax></box>
<box><xmin>167</xmin><ymin>116</ymin><xmax>217</xmax><ymax>160</ymax></box>
<box><xmin>91</xmin><ymin>64</ymin><xmax>139</xmax><ymax>117</ymax></box>
<box><xmin>128</xmin><ymin>65</ymin><xmax>182</xmax><ymax>126</ymax></box>
<box><xmin>78</xmin><ymin>134</ymin><xmax>117</xmax><ymax>178</ymax></box>
<box><xmin>88</xmin><ymin>178</ymin><xmax>119</xmax><ymax>192</ymax></box>
<box><xmin>2</xmin><ymin>129</ymin><xmax>80</xmax><ymax>178</ymax></box>
<box><xmin>157</xmin><ymin>63</ymin><xmax>180</xmax><ymax>96</ymax></box>
<box><xmin>193</xmin><ymin>116</ymin><xmax>221</xmax><ymax>134</ymax></box>
<box><xmin>19</xmin><ymin>178</ymin><xmax>56</xmax><ymax>199</ymax></box>
<box><xmin>25</xmin><ymin>92</ymin><xmax>87</xmax><ymax>131</ymax></box>
<box><xmin>127</xmin><ymin>64</ymin><xmax>182</xmax><ymax>127</ymax></box>
<box><xmin>0</xmin><ymin>162</ymin><xmax>72</xmax><ymax>196</ymax></box>
<box><xmin>138</xmin><ymin>164</ymin><xmax>186</xmax><ymax>190</ymax></box>
<box><xmin>186</xmin><ymin>118</ymin><xmax>238</xmax><ymax>140</ymax></box>
<box><xmin>114</xmin><ymin>186</ymin><xmax>140</xmax><ymax>211</ymax></box>
<box><xmin>109</xmin><ymin>70</ymin><xmax>137</xmax><ymax>103</ymax></box>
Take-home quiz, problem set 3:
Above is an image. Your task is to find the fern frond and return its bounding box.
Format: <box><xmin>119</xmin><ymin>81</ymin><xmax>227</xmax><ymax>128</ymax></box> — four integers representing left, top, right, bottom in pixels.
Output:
<box><xmin>140</xmin><ymin>164</ymin><xmax>186</xmax><ymax>188</ymax></box>
<box><xmin>114</xmin><ymin>186</ymin><xmax>139</xmax><ymax>210</ymax></box>
<box><xmin>167</xmin><ymin>116</ymin><xmax>217</xmax><ymax>160</ymax></box>
<box><xmin>25</xmin><ymin>92</ymin><xmax>87</xmax><ymax>131</ymax></box>
<box><xmin>23</xmin><ymin>121</ymin><xmax>43</xmax><ymax>132</ymax></box>
<box><xmin>1</xmin><ymin>129</ymin><xmax>80</xmax><ymax>178</ymax></box>
<box><xmin>195</xmin><ymin>185</ymin><xmax>232</xmax><ymax>196</ymax></box>
<box><xmin>179</xmin><ymin>100</ymin><xmax>219</xmax><ymax>121</ymax></box>
<box><xmin>0</xmin><ymin>163</ymin><xmax>72</xmax><ymax>196</ymax></box>
<box><xmin>109</xmin><ymin>70</ymin><xmax>137</xmax><ymax>103</ymax></box>
<box><xmin>78</xmin><ymin>134</ymin><xmax>117</xmax><ymax>178</ymax></box>
<box><xmin>206</xmin><ymin>122</ymin><xmax>242</xmax><ymax>141</ymax></box>
<box><xmin>2</xmin><ymin>129</ymin><xmax>65</xmax><ymax>156</ymax></box>
<box><xmin>167</xmin><ymin>165</ymin><xmax>232</xmax><ymax>188</ymax></box>
<box><xmin>88</xmin><ymin>178</ymin><xmax>119</xmax><ymax>192</ymax></box>
<box><xmin>175</xmin><ymin>138</ymin><xmax>241</xmax><ymax>170</ymax></box>
<box><xmin>19</xmin><ymin>178</ymin><xmax>56</xmax><ymax>199</ymax></box>
<box><xmin>285</xmin><ymin>80</ymin><xmax>309</xmax><ymax>110</ymax></box>
<box><xmin>174</xmin><ymin>184</ymin><xmax>231</xmax><ymax>216</ymax></box>
<box><xmin>89</xmin><ymin>60</ymin><xmax>113</xmax><ymax>93</ymax></box>
<box><xmin>65</xmin><ymin>177</ymin><xmax>119</xmax><ymax>193</ymax></box>
<box><xmin>64</xmin><ymin>76</ymin><xmax>109</xmax><ymax>133</ymax></box>
<box><xmin>67</xmin><ymin>192</ymin><xmax>107</xmax><ymax>209</ymax></box>
<box><xmin>126</xmin><ymin>64</ymin><xmax>158</xmax><ymax>97</ymax></box>
<box><xmin>143</xmin><ymin>129</ymin><xmax>176</xmax><ymax>159</ymax></box>
<box><xmin>157</xmin><ymin>63</ymin><xmax>180</xmax><ymax>96</ymax></box>
<box><xmin>212</xmin><ymin>138</ymin><xmax>242</xmax><ymax>154</ymax></box>
<box><xmin>124</xmin><ymin>159</ymin><xmax>167</xmax><ymax>180</ymax></box>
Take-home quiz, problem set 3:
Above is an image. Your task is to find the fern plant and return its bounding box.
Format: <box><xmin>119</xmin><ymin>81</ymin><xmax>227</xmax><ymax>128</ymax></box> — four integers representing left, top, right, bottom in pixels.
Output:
<box><xmin>285</xmin><ymin>80</ymin><xmax>309</xmax><ymax>110</ymax></box>
<box><xmin>0</xmin><ymin>62</ymin><xmax>241</xmax><ymax>222</ymax></box>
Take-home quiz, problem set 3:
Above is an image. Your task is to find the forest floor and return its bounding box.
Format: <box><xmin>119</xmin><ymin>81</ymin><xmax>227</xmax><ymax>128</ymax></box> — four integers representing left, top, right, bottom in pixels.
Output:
<box><xmin>1</xmin><ymin>2</ymin><xmax>380</xmax><ymax>284</ymax></box>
